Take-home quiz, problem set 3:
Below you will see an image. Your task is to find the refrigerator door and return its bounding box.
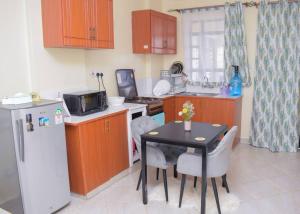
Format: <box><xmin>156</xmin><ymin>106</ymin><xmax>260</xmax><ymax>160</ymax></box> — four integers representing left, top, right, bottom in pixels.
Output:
<box><xmin>12</xmin><ymin>102</ymin><xmax>70</xmax><ymax>214</ymax></box>
<box><xmin>0</xmin><ymin>110</ymin><xmax>24</xmax><ymax>214</ymax></box>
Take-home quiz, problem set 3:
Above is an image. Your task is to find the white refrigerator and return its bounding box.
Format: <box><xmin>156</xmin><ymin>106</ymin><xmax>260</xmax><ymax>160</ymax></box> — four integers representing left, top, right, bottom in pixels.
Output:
<box><xmin>0</xmin><ymin>100</ymin><xmax>71</xmax><ymax>214</ymax></box>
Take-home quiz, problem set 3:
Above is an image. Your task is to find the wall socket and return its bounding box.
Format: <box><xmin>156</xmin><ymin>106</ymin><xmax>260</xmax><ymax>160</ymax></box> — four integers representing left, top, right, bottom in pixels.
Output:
<box><xmin>90</xmin><ymin>71</ymin><xmax>101</xmax><ymax>78</ymax></box>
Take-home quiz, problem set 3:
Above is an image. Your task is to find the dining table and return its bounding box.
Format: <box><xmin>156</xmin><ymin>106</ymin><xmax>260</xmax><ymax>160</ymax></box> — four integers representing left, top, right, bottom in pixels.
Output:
<box><xmin>140</xmin><ymin>121</ymin><xmax>228</xmax><ymax>214</ymax></box>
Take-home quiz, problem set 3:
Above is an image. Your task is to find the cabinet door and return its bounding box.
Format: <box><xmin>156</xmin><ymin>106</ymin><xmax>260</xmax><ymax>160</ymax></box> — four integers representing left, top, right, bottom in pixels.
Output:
<box><xmin>201</xmin><ymin>99</ymin><xmax>234</xmax><ymax>125</ymax></box>
<box><xmin>163</xmin><ymin>97</ymin><xmax>175</xmax><ymax>123</ymax></box>
<box><xmin>62</xmin><ymin>0</ymin><xmax>89</xmax><ymax>47</ymax></box>
<box><xmin>201</xmin><ymin>98</ymin><xmax>241</xmax><ymax>147</ymax></box>
<box><xmin>151</xmin><ymin>11</ymin><xmax>164</xmax><ymax>53</ymax></box>
<box><xmin>93</xmin><ymin>0</ymin><xmax>114</xmax><ymax>48</ymax></box>
<box><xmin>79</xmin><ymin>120</ymin><xmax>105</xmax><ymax>193</ymax></box>
<box><xmin>132</xmin><ymin>10</ymin><xmax>151</xmax><ymax>53</ymax></box>
<box><xmin>96</xmin><ymin>120</ymin><xmax>112</xmax><ymax>184</ymax></box>
<box><xmin>107</xmin><ymin>113</ymin><xmax>129</xmax><ymax>177</ymax></box>
<box><xmin>165</xmin><ymin>17</ymin><xmax>177</xmax><ymax>53</ymax></box>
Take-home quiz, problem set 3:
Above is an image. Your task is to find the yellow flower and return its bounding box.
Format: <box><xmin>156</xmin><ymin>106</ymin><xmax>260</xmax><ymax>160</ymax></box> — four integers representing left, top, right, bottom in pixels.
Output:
<box><xmin>182</xmin><ymin>108</ymin><xmax>188</xmax><ymax>114</ymax></box>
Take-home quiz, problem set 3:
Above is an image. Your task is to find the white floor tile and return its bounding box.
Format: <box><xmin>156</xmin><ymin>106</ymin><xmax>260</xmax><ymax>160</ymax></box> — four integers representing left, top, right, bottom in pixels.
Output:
<box><xmin>58</xmin><ymin>144</ymin><xmax>300</xmax><ymax>214</ymax></box>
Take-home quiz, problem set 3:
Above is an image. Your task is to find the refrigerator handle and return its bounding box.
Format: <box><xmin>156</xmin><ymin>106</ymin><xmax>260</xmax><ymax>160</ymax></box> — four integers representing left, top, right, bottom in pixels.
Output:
<box><xmin>16</xmin><ymin>119</ymin><xmax>25</xmax><ymax>162</ymax></box>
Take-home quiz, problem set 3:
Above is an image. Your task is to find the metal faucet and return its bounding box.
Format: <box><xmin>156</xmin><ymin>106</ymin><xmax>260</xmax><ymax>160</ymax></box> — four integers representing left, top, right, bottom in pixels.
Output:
<box><xmin>202</xmin><ymin>76</ymin><xmax>214</xmax><ymax>88</ymax></box>
<box><xmin>203</xmin><ymin>76</ymin><xmax>209</xmax><ymax>84</ymax></box>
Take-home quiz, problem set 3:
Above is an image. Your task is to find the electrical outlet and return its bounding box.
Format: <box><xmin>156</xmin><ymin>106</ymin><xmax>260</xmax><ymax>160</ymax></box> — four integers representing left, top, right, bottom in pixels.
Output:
<box><xmin>90</xmin><ymin>71</ymin><xmax>101</xmax><ymax>78</ymax></box>
<box><xmin>90</xmin><ymin>71</ymin><xmax>96</xmax><ymax>77</ymax></box>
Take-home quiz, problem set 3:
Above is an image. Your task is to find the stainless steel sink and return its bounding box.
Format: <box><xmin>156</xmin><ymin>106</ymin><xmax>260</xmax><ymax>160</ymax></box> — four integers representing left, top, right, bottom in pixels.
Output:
<box><xmin>177</xmin><ymin>92</ymin><xmax>219</xmax><ymax>97</ymax></box>
<box><xmin>195</xmin><ymin>93</ymin><xmax>219</xmax><ymax>97</ymax></box>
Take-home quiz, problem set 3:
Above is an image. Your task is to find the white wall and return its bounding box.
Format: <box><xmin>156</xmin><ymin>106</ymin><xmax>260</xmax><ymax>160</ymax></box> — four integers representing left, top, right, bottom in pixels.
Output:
<box><xmin>0</xmin><ymin>1</ymin><xmax>88</xmax><ymax>100</ymax></box>
<box><xmin>25</xmin><ymin>0</ymin><xmax>88</xmax><ymax>98</ymax></box>
<box><xmin>1</xmin><ymin>0</ymin><xmax>164</xmax><ymax>99</ymax></box>
<box><xmin>0</xmin><ymin>1</ymin><xmax>30</xmax><ymax>98</ymax></box>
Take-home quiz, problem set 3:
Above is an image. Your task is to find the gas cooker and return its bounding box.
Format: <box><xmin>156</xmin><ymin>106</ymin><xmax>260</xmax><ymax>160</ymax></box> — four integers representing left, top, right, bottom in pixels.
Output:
<box><xmin>125</xmin><ymin>97</ymin><xmax>163</xmax><ymax>116</ymax></box>
<box><xmin>125</xmin><ymin>97</ymin><xmax>161</xmax><ymax>104</ymax></box>
<box><xmin>115</xmin><ymin>69</ymin><xmax>164</xmax><ymax>116</ymax></box>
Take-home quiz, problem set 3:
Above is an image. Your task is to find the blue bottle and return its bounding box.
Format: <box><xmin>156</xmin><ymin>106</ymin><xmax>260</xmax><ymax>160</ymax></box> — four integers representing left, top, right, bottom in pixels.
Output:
<box><xmin>229</xmin><ymin>65</ymin><xmax>242</xmax><ymax>96</ymax></box>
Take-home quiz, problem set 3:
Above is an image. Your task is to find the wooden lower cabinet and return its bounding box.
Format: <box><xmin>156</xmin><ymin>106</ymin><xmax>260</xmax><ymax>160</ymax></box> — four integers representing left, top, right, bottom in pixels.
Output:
<box><xmin>108</xmin><ymin>113</ymin><xmax>129</xmax><ymax>177</ymax></box>
<box><xmin>164</xmin><ymin>96</ymin><xmax>242</xmax><ymax>147</ymax></box>
<box><xmin>65</xmin><ymin>110</ymin><xmax>129</xmax><ymax>195</ymax></box>
<box><xmin>163</xmin><ymin>97</ymin><xmax>175</xmax><ymax>123</ymax></box>
<box><xmin>175</xmin><ymin>96</ymin><xmax>202</xmax><ymax>122</ymax></box>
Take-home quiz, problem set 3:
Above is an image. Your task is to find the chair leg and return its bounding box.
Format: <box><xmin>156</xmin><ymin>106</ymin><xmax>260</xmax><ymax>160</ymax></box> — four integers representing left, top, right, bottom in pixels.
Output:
<box><xmin>179</xmin><ymin>174</ymin><xmax>186</xmax><ymax>208</ymax></box>
<box><xmin>174</xmin><ymin>165</ymin><xmax>178</xmax><ymax>178</ymax></box>
<box><xmin>136</xmin><ymin>170</ymin><xmax>142</xmax><ymax>191</ymax></box>
<box><xmin>222</xmin><ymin>174</ymin><xmax>230</xmax><ymax>193</ymax></box>
<box><xmin>162</xmin><ymin>169</ymin><xmax>168</xmax><ymax>202</ymax></box>
<box><xmin>193</xmin><ymin>176</ymin><xmax>197</xmax><ymax>188</ymax></box>
<box><xmin>211</xmin><ymin>178</ymin><xmax>221</xmax><ymax>214</ymax></box>
<box><xmin>156</xmin><ymin>168</ymin><xmax>159</xmax><ymax>180</ymax></box>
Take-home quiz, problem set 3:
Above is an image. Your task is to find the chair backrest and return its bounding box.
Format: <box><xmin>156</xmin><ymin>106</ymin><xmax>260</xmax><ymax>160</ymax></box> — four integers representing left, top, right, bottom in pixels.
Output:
<box><xmin>131</xmin><ymin>116</ymin><xmax>160</xmax><ymax>154</ymax></box>
<box><xmin>208</xmin><ymin>126</ymin><xmax>238</xmax><ymax>177</ymax></box>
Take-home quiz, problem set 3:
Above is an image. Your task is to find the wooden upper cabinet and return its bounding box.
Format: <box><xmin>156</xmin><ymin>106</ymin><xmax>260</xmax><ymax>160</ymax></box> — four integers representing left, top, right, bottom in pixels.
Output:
<box><xmin>132</xmin><ymin>10</ymin><xmax>177</xmax><ymax>54</ymax></box>
<box><xmin>151</xmin><ymin>12</ymin><xmax>165</xmax><ymax>52</ymax></box>
<box><xmin>62</xmin><ymin>0</ymin><xmax>89</xmax><ymax>47</ymax></box>
<box><xmin>93</xmin><ymin>0</ymin><xmax>114</xmax><ymax>48</ymax></box>
<box><xmin>165</xmin><ymin>18</ymin><xmax>177</xmax><ymax>52</ymax></box>
<box><xmin>41</xmin><ymin>0</ymin><xmax>114</xmax><ymax>49</ymax></box>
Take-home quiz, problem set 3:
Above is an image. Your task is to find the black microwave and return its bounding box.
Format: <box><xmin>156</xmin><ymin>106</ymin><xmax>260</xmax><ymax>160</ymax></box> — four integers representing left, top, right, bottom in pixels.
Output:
<box><xmin>63</xmin><ymin>90</ymin><xmax>108</xmax><ymax>116</ymax></box>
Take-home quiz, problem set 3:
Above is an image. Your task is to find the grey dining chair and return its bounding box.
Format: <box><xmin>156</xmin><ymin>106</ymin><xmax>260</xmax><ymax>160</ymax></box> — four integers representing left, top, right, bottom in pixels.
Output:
<box><xmin>176</xmin><ymin>126</ymin><xmax>238</xmax><ymax>213</ymax></box>
<box><xmin>131</xmin><ymin>116</ymin><xmax>186</xmax><ymax>202</ymax></box>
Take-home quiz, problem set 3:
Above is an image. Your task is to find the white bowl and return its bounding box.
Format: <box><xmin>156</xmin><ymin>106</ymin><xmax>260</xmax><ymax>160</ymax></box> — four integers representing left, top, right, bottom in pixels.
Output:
<box><xmin>108</xmin><ymin>96</ymin><xmax>125</xmax><ymax>107</ymax></box>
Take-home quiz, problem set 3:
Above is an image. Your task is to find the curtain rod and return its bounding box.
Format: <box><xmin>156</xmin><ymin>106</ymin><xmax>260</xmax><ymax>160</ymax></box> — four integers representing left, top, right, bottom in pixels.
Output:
<box><xmin>168</xmin><ymin>0</ymin><xmax>298</xmax><ymax>13</ymax></box>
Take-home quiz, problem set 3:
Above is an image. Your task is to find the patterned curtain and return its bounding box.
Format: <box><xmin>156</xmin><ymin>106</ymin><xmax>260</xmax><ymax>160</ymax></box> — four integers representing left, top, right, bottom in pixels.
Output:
<box><xmin>249</xmin><ymin>0</ymin><xmax>300</xmax><ymax>152</ymax></box>
<box><xmin>224</xmin><ymin>2</ymin><xmax>251</xmax><ymax>87</ymax></box>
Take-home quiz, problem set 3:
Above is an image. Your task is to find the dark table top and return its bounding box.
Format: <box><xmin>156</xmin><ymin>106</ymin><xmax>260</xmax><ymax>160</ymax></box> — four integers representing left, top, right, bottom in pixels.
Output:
<box><xmin>141</xmin><ymin>121</ymin><xmax>227</xmax><ymax>149</ymax></box>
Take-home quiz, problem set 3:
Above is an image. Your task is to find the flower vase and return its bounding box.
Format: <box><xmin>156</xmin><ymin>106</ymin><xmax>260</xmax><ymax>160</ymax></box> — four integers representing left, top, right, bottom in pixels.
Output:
<box><xmin>184</xmin><ymin>120</ymin><xmax>192</xmax><ymax>132</ymax></box>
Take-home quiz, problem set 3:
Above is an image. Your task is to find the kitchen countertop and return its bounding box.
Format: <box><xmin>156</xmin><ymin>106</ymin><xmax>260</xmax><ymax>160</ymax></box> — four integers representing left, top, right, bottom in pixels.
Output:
<box><xmin>141</xmin><ymin>92</ymin><xmax>241</xmax><ymax>100</ymax></box>
<box><xmin>64</xmin><ymin>103</ymin><xmax>147</xmax><ymax>125</ymax></box>
<box><xmin>64</xmin><ymin>92</ymin><xmax>241</xmax><ymax>125</ymax></box>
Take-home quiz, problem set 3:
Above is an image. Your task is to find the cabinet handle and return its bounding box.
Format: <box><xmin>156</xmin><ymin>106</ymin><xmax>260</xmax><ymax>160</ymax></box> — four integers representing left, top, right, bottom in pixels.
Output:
<box><xmin>89</xmin><ymin>27</ymin><xmax>96</xmax><ymax>40</ymax></box>
<box><xmin>104</xmin><ymin>120</ymin><xmax>108</xmax><ymax>132</ymax></box>
<box><xmin>105</xmin><ymin>120</ymin><xmax>109</xmax><ymax>133</ymax></box>
<box><xmin>163</xmin><ymin>40</ymin><xmax>168</xmax><ymax>48</ymax></box>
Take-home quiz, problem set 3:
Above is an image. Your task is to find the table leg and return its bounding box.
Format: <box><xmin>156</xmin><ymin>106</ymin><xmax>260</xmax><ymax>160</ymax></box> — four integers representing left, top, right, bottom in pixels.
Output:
<box><xmin>141</xmin><ymin>137</ymin><xmax>148</xmax><ymax>204</ymax></box>
<box><xmin>201</xmin><ymin>148</ymin><xmax>207</xmax><ymax>214</ymax></box>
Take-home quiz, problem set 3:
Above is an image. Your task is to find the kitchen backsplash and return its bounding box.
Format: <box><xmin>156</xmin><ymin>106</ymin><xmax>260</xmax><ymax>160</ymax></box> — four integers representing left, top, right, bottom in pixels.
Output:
<box><xmin>136</xmin><ymin>77</ymin><xmax>159</xmax><ymax>96</ymax></box>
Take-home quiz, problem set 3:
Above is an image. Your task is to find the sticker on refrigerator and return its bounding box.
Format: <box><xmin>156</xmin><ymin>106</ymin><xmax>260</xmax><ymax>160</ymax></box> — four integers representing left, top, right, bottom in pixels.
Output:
<box><xmin>39</xmin><ymin>117</ymin><xmax>49</xmax><ymax>127</ymax></box>
<box><xmin>55</xmin><ymin>108</ymin><xmax>63</xmax><ymax>125</ymax></box>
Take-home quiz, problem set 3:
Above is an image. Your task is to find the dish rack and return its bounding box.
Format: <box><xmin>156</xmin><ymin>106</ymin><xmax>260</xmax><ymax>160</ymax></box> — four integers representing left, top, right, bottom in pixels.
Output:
<box><xmin>160</xmin><ymin>70</ymin><xmax>186</xmax><ymax>94</ymax></box>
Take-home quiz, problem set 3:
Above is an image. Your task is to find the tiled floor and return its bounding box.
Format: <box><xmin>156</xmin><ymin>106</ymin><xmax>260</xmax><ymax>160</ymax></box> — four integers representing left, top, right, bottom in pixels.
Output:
<box><xmin>58</xmin><ymin>144</ymin><xmax>300</xmax><ymax>214</ymax></box>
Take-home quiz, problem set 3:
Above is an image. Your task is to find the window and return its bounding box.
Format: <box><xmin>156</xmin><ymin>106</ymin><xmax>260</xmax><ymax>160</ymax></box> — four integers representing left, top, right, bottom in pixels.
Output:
<box><xmin>182</xmin><ymin>8</ymin><xmax>225</xmax><ymax>85</ymax></box>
